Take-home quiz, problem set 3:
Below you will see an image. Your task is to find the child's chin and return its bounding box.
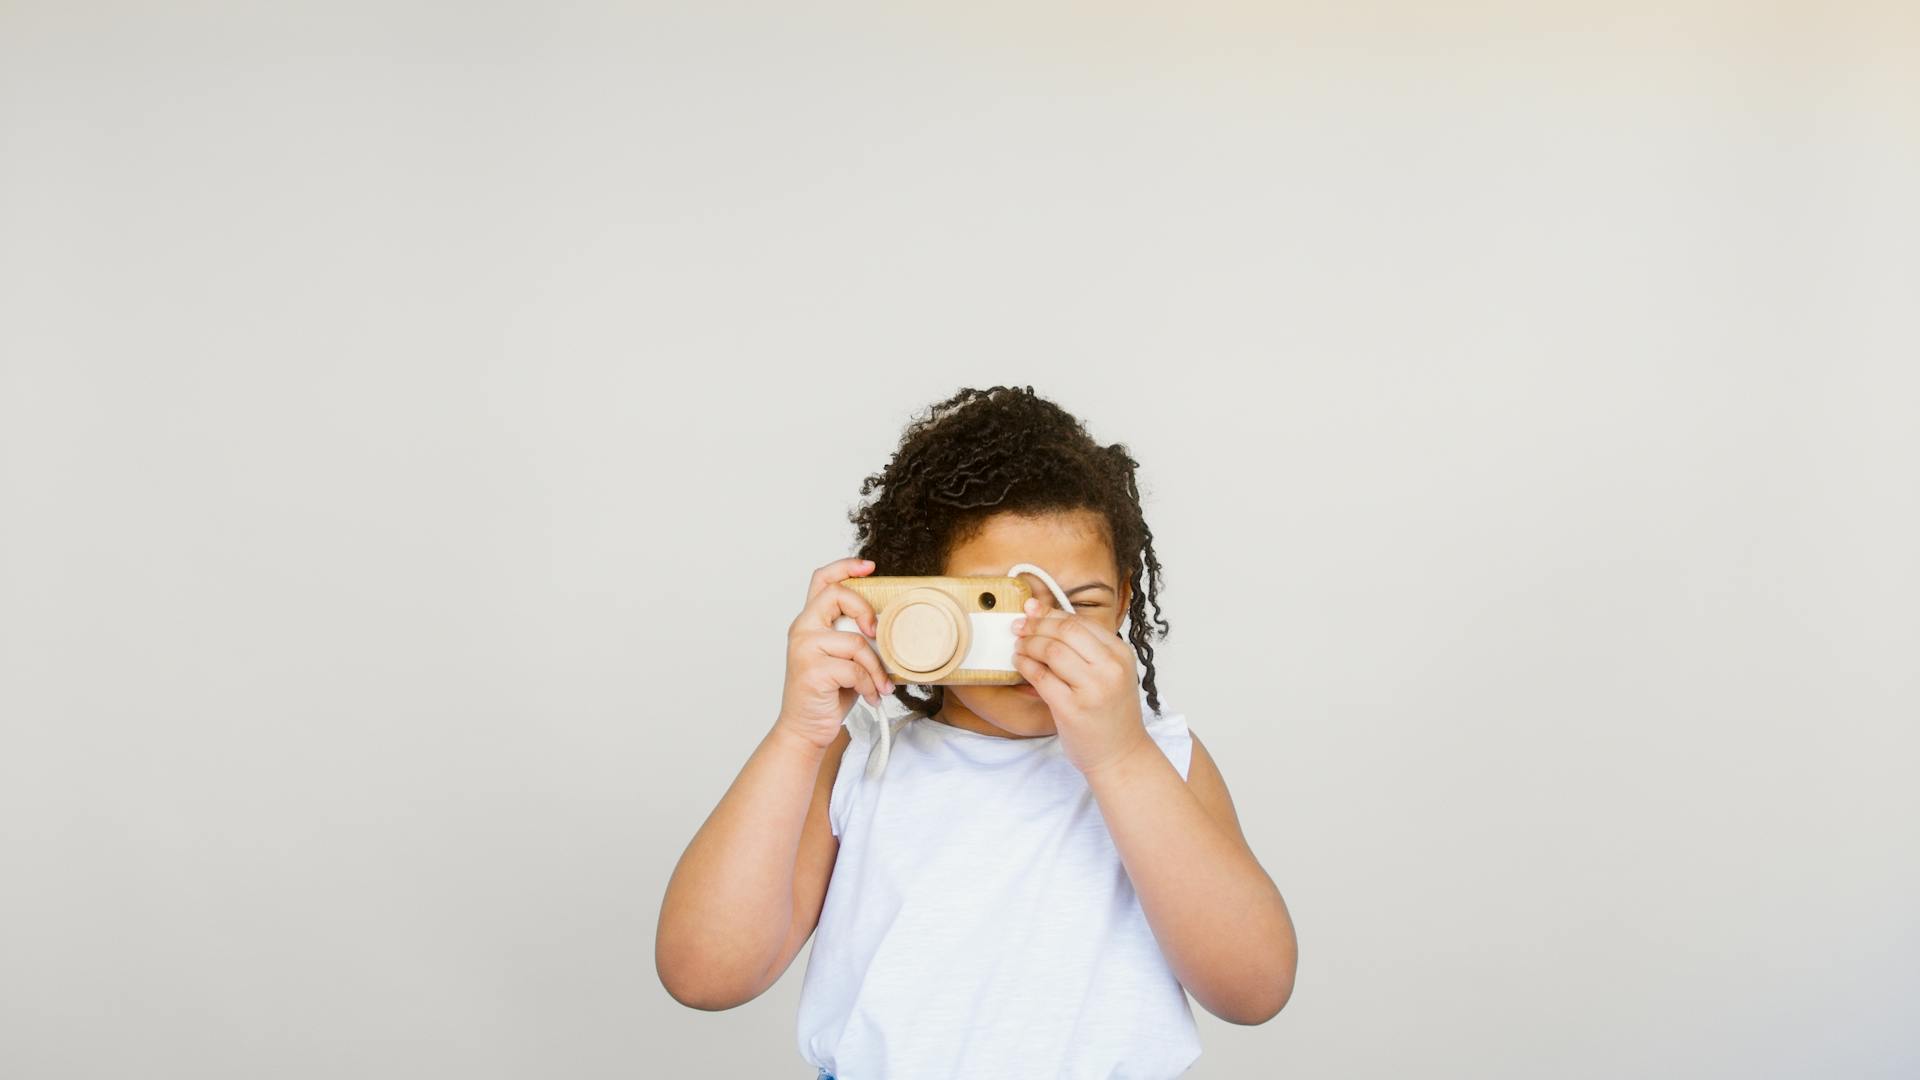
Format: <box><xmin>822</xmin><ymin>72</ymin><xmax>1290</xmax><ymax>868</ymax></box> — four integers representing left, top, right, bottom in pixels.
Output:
<box><xmin>988</xmin><ymin>689</ymin><xmax>1058</xmax><ymax>736</ymax></box>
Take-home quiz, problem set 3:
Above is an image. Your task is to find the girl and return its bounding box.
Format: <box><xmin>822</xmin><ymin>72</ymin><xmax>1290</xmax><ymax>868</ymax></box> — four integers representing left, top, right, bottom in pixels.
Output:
<box><xmin>658</xmin><ymin>386</ymin><xmax>1297</xmax><ymax>1078</ymax></box>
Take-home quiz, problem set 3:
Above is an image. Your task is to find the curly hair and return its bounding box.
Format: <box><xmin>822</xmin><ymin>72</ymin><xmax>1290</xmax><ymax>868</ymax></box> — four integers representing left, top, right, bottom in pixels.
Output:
<box><xmin>847</xmin><ymin>385</ymin><xmax>1172</xmax><ymax>718</ymax></box>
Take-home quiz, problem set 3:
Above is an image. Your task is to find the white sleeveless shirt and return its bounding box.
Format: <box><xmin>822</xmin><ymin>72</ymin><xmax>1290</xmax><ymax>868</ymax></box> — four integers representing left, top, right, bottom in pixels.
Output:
<box><xmin>795</xmin><ymin>685</ymin><xmax>1203</xmax><ymax>1078</ymax></box>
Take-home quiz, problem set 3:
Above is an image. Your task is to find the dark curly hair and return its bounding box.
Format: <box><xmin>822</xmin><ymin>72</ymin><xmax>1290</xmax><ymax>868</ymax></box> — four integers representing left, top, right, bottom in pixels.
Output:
<box><xmin>848</xmin><ymin>385</ymin><xmax>1172</xmax><ymax>718</ymax></box>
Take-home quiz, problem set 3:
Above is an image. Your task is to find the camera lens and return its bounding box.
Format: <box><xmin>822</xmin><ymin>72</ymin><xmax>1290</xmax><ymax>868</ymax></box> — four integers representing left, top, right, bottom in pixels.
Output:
<box><xmin>979</xmin><ymin>591</ymin><xmax>996</xmax><ymax>610</ymax></box>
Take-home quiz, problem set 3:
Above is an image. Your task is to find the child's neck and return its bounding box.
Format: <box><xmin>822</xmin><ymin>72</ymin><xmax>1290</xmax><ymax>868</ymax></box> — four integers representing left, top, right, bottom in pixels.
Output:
<box><xmin>933</xmin><ymin>698</ymin><xmax>1050</xmax><ymax>740</ymax></box>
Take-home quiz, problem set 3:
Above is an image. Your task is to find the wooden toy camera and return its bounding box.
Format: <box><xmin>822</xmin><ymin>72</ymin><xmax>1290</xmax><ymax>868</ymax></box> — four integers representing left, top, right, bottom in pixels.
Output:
<box><xmin>831</xmin><ymin>575</ymin><xmax>1041</xmax><ymax>685</ymax></box>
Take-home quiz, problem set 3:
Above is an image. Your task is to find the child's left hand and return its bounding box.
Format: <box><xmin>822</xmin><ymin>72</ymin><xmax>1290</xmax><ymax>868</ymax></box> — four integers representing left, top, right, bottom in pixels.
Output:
<box><xmin>1011</xmin><ymin>598</ymin><xmax>1151</xmax><ymax>777</ymax></box>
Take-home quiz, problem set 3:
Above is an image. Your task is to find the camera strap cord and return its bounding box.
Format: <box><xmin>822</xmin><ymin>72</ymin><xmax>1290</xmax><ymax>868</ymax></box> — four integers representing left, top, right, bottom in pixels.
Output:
<box><xmin>847</xmin><ymin>563</ymin><xmax>1078</xmax><ymax>780</ymax></box>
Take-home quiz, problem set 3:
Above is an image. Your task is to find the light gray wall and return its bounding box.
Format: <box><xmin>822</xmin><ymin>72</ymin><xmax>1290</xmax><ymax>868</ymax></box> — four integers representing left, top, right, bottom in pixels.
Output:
<box><xmin>2</xmin><ymin>3</ymin><xmax>1914</xmax><ymax>1077</ymax></box>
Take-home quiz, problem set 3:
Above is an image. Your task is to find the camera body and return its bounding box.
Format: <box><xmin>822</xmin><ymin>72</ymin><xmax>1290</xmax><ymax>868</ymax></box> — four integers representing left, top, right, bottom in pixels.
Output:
<box><xmin>832</xmin><ymin>575</ymin><xmax>1038</xmax><ymax>685</ymax></box>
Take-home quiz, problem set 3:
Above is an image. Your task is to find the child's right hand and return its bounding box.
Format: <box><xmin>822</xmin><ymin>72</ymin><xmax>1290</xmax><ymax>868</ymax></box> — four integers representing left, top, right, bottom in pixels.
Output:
<box><xmin>775</xmin><ymin>557</ymin><xmax>895</xmax><ymax>751</ymax></box>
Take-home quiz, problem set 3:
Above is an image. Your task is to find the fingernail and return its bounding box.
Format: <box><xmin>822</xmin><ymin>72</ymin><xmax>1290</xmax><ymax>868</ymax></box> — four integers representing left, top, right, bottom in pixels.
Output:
<box><xmin>1024</xmin><ymin>598</ymin><xmax>1038</xmax><ymax>612</ymax></box>
<box><xmin>1011</xmin><ymin>617</ymin><xmax>1025</xmax><ymax>631</ymax></box>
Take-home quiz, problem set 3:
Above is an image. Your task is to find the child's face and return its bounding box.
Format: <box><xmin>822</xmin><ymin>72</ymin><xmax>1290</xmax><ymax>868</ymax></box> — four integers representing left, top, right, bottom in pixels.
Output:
<box><xmin>937</xmin><ymin>508</ymin><xmax>1132</xmax><ymax>739</ymax></box>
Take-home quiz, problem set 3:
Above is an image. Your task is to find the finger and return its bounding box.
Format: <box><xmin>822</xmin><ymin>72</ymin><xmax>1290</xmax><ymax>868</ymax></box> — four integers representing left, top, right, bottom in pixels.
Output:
<box><xmin>1011</xmin><ymin>651</ymin><xmax>1072</xmax><ymax>701</ymax></box>
<box><xmin>800</xmin><ymin>579</ymin><xmax>881</xmax><ymax>635</ymax></box>
<box><xmin>808</xmin><ymin>557</ymin><xmax>876</xmax><ymax>604</ymax></box>
<box><xmin>1014</xmin><ymin>631</ymin><xmax>1092</xmax><ymax>689</ymax></box>
<box><xmin>804</xmin><ymin>628</ymin><xmax>896</xmax><ymax>695</ymax></box>
<box><xmin>827</xmin><ymin>657</ymin><xmax>884</xmax><ymax>705</ymax></box>
<box><xmin>1014</xmin><ymin>608</ymin><xmax>1116</xmax><ymax>668</ymax></box>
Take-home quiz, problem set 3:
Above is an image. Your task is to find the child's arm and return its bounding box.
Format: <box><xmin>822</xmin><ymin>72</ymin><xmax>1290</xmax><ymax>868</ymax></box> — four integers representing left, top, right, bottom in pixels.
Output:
<box><xmin>656</xmin><ymin>557</ymin><xmax>890</xmax><ymax>1010</ymax></box>
<box><xmin>1083</xmin><ymin>730</ymin><xmax>1297</xmax><ymax>1025</ymax></box>
<box><xmin>656</xmin><ymin>722</ymin><xmax>849</xmax><ymax>1009</ymax></box>
<box><xmin>1010</xmin><ymin>607</ymin><xmax>1297</xmax><ymax>1024</ymax></box>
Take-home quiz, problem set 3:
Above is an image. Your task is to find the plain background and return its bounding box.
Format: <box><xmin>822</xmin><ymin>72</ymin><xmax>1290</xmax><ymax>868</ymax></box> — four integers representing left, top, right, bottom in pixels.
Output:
<box><xmin>3</xmin><ymin>3</ymin><xmax>1915</xmax><ymax>1077</ymax></box>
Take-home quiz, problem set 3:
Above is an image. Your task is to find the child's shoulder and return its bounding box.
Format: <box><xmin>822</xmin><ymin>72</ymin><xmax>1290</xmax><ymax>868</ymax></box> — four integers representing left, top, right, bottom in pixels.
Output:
<box><xmin>1139</xmin><ymin>689</ymin><xmax>1194</xmax><ymax>782</ymax></box>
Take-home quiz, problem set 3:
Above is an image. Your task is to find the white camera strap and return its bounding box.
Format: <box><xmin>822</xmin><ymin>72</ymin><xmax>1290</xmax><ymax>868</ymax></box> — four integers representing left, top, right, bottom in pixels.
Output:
<box><xmin>847</xmin><ymin>562</ymin><xmax>1079</xmax><ymax>780</ymax></box>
